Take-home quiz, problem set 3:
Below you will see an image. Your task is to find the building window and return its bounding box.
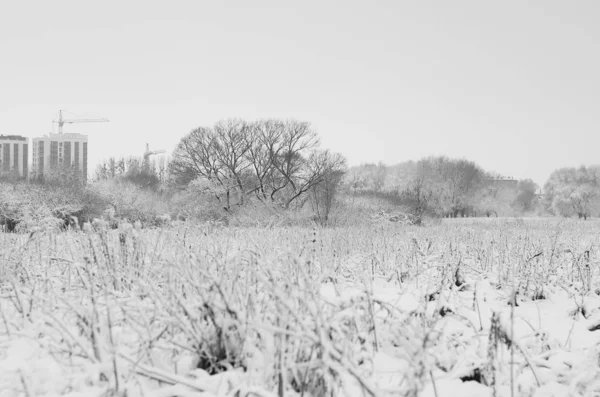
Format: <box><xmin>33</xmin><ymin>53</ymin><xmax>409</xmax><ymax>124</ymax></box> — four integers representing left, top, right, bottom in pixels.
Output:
<box><xmin>83</xmin><ymin>142</ymin><xmax>88</xmax><ymax>182</ymax></box>
<box><xmin>39</xmin><ymin>142</ymin><xmax>45</xmax><ymax>177</ymax></box>
<box><xmin>50</xmin><ymin>141</ymin><xmax>58</xmax><ymax>169</ymax></box>
<box><xmin>74</xmin><ymin>142</ymin><xmax>80</xmax><ymax>168</ymax></box>
<box><xmin>3</xmin><ymin>144</ymin><xmax>9</xmax><ymax>172</ymax></box>
<box><xmin>23</xmin><ymin>144</ymin><xmax>28</xmax><ymax>178</ymax></box>
<box><xmin>13</xmin><ymin>143</ymin><xmax>18</xmax><ymax>172</ymax></box>
<box><xmin>64</xmin><ymin>141</ymin><xmax>71</xmax><ymax>168</ymax></box>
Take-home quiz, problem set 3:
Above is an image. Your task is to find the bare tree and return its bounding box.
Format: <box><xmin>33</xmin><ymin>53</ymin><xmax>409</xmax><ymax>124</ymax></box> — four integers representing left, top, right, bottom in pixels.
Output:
<box><xmin>283</xmin><ymin>148</ymin><xmax>342</xmax><ymax>209</ymax></box>
<box><xmin>420</xmin><ymin>156</ymin><xmax>486</xmax><ymax>217</ymax></box>
<box><xmin>169</xmin><ymin>118</ymin><xmax>336</xmax><ymax>211</ymax></box>
<box><xmin>514</xmin><ymin>179</ymin><xmax>538</xmax><ymax>212</ymax></box>
<box><xmin>399</xmin><ymin>162</ymin><xmax>436</xmax><ymax>224</ymax></box>
<box><xmin>267</xmin><ymin>121</ymin><xmax>319</xmax><ymax>207</ymax></box>
<box><xmin>94</xmin><ymin>157</ymin><xmax>122</xmax><ymax>181</ymax></box>
<box><xmin>212</xmin><ymin>119</ymin><xmax>252</xmax><ymax>206</ymax></box>
<box><xmin>94</xmin><ymin>162</ymin><xmax>108</xmax><ymax>181</ymax></box>
<box><xmin>169</xmin><ymin>127</ymin><xmax>215</xmax><ymax>183</ymax></box>
<box><xmin>309</xmin><ymin>151</ymin><xmax>347</xmax><ymax>225</ymax></box>
<box><xmin>244</xmin><ymin>119</ymin><xmax>286</xmax><ymax>201</ymax></box>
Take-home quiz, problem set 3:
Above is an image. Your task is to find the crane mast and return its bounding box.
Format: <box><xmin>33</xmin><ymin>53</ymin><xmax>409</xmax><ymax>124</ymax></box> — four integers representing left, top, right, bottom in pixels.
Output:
<box><xmin>144</xmin><ymin>143</ymin><xmax>166</xmax><ymax>160</ymax></box>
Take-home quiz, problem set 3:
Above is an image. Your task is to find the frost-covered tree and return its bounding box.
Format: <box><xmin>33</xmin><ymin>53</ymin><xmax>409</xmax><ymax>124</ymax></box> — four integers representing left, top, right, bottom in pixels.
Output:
<box><xmin>514</xmin><ymin>179</ymin><xmax>538</xmax><ymax>212</ymax></box>
<box><xmin>473</xmin><ymin>182</ymin><xmax>518</xmax><ymax>217</ymax></box>
<box><xmin>413</xmin><ymin>156</ymin><xmax>486</xmax><ymax>217</ymax></box>
<box><xmin>344</xmin><ymin>157</ymin><xmax>488</xmax><ymax>219</ymax></box>
<box><xmin>544</xmin><ymin>166</ymin><xmax>600</xmax><ymax>219</ymax></box>
<box><xmin>344</xmin><ymin>162</ymin><xmax>389</xmax><ymax>193</ymax></box>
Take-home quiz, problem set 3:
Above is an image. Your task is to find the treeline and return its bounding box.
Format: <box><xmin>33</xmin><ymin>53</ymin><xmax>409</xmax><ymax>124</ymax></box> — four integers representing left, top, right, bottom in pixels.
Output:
<box><xmin>344</xmin><ymin>159</ymin><xmax>600</xmax><ymax>222</ymax></box>
<box><xmin>90</xmin><ymin>118</ymin><xmax>348</xmax><ymax>225</ymax></box>
<box><xmin>344</xmin><ymin>158</ymin><xmax>535</xmax><ymax>223</ymax></box>
<box><xmin>1</xmin><ymin>118</ymin><xmax>348</xmax><ymax>232</ymax></box>
<box><xmin>3</xmin><ymin>116</ymin><xmax>600</xmax><ymax>232</ymax></box>
<box><xmin>94</xmin><ymin>156</ymin><xmax>169</xmax><ymax>189</ymax></box>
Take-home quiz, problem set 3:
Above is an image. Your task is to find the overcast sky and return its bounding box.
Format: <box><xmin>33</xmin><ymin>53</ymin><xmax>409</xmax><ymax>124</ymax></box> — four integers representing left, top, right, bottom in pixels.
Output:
<box><xmin>1</xmin><ymin>0</ymin><xmax>598</xmax><ymax>186</ymax></box>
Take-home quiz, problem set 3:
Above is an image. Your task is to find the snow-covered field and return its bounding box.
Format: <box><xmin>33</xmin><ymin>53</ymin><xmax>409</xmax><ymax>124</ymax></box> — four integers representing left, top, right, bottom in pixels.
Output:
<box><xmin>1</xmin><ymin>219</ymin><xmax>600</xmax><ymax>397</ymax></box>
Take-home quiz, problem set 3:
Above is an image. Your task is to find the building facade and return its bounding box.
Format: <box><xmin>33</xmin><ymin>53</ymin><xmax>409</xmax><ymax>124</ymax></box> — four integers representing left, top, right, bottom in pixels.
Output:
<box><xmin>0</xmin><ymin>135</ymin><xmax>29</xmax><ymax>178</ymax></box>
<box><xmin>32</xmin><ymin>133</ymin><xmax>88</xmax><ymax>181</ymax></box>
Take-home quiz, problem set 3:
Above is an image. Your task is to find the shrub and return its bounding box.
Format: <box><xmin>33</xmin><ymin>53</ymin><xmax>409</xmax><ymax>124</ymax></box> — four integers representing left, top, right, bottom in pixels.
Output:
<box><xmin>0</xmin><ymin>181</ymin><xmax>109</xmax><ymax>232</ymax></box>
<box><xmin>90</xmin><ymin>179</ymin><xmax>173</xmax><ymax>226</ymax></box>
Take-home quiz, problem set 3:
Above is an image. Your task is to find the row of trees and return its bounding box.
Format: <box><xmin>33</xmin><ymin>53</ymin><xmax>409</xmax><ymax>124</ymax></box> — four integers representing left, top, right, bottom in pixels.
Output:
<box><xmin>344</xmin><ymin>158</ymin><xmax>539</xmax><ymax>223</ymax></box>
<box><xmin>95</xmin><ymin>156</ymin><xmax>168</xmax><ymax>189</ymax></box>
<box><xmin>346</xmin><ymin>159</ymin><xmax>600</xmax><ymax>222</ymax></box>
<box><xmin>5</xmin><ymin>118</ymin><xmax>347</xmax><ymax>227</ymax></box>
<box><xmin>5</xmin><ymin>116</ymin><xmax>599</xmax><ymax>226</ymax></box>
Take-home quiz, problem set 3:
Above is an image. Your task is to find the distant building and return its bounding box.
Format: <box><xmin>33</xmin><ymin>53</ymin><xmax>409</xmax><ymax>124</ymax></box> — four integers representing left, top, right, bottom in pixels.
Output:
<box><xmin>0</xmin><ymin>135</ymin><xmax>29</xmax><ymax>178</ymax></box>
<box><xmin>32</xmin><ymin>132</ymin><xmax>88</xmax><ymax>181</ymax></box>
<box><xmin>487</xmin><ymin>177</ymin><xmax>518</xmax><ymax>190</ymax></box>
<box><xmin>491</xmin><ymin>179</ymin><xmax>518</xmax><ymax>189</ymax></box>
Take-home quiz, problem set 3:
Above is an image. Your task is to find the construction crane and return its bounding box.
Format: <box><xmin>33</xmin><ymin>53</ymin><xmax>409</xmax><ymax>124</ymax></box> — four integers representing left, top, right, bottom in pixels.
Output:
<box><xmin>53</xmin><ymin>110</ymin><xmax>109</xmax><ymax>134</ymax></box>
<box><xmin>143</xmin><ymin>143</ymin><xmax>166</xmax><ymax>160</ymax></box>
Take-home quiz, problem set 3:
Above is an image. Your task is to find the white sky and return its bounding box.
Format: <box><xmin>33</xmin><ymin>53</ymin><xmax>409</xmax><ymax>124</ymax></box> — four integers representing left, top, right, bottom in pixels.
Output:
<box><xmin>1</xmin><ymin>0</ymin><xmax>598</xmax><ymax>186</ymax></box>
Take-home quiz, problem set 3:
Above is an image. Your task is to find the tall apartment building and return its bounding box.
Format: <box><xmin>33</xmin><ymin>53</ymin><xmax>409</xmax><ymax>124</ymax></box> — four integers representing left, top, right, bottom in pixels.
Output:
<box><xmin>0</xmin><ymin>135</ymin><xmax>29</xmax><ymax>178</ymax></box>
<box><xmin>32</xmin><ymin>132</ymin><xmax>88</xmax><ymax>181</ymax></box>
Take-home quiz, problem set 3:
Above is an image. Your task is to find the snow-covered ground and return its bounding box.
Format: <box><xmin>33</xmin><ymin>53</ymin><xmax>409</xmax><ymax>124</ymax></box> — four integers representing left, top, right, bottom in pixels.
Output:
<box><xmin>0</xmin><ymin>220</ymin><xmax>599</xmax><ymax>396</ymax></box>
<box><xmin>322</xmin><ymin>276</ymin><xmax>600</xmax><ymax>397</ymax></box>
